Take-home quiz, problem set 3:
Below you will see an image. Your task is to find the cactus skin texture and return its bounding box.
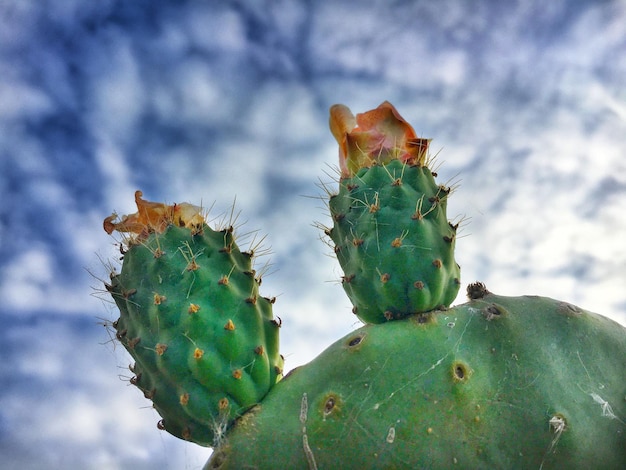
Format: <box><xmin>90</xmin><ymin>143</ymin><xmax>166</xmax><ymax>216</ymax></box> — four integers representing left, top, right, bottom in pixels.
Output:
<box><xmin>104</xmin><ymin>191</ymin><xmax>283</xmax><ymax>446</ymax></box>
<box><xmin>327</xmin><ymin>102</ymin><xmax>460</xmax><ymax>323</ymax></box>
<box><xmin>206</xmin><ymin>288</ymin><xmax>626</xmax><ymax>469</ymax></box>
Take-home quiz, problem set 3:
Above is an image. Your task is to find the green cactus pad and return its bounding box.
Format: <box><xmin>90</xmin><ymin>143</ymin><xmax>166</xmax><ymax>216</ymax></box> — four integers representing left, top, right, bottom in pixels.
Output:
<box><xmin>328</xmin><ymin>159</ymin><xmax>461</xmax><ymax>323</ymax></box>
<box><xmin>206</xmin><ymin>291</ymin><xmax>626</xmax><ymax>469</ymax></box>
<box><xmin>105</xmin><ymin>194</ymin><xmax>283</xmax><ymax>446</ymax></box>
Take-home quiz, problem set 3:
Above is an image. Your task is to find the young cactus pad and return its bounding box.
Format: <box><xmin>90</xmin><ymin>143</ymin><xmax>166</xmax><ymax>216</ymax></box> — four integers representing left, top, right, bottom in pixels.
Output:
<box><xmin>327</xmin><ymin>102</ymin><xmax>461</xmax><ymax>323</ymax></box>
<box><xmin>206</xmin><ymin>286</ymin><xmax>626</xmax><ymax>469</ymax></box>
<box><xmin>104</xmin><ymin>191</ymin><xmax>283</xmax><ymax>446</ymax></box>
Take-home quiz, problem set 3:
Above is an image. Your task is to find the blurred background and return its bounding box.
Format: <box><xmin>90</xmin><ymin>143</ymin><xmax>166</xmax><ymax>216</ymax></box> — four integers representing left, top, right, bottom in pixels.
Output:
<box><xmin>1</xmin><ymin>0</ymin><xmax>625</xmax><ymax>468</ymax></box>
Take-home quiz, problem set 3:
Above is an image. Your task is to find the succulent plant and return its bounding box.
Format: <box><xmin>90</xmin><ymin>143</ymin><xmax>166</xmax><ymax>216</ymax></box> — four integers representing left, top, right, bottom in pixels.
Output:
<box><xmin>104</xmin><ymin>192</ymin><xmax>283</xmax><ymax>446</ymax></box>
<box><xmin>102</xmin><ymin>103</ymin><xmax>625</xmax><ymax>468</ymax></box>
<box><xmin>206</xmin><ymin>286</ymin><xmax>626</xmax><ymax>469</ymax></box>
<box><xmin>327</xmin><ymin>102</ymin><xmax>460</xmax><ymax>323</ymax></box>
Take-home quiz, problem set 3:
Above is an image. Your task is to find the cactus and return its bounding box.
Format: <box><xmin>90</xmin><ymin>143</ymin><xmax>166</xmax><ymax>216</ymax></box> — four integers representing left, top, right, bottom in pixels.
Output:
<box><xmin>327</xmin><ymin>102</ymin><xmax>460</xmax><ymax>323</ymax></box>
<box><xmin>104</xmin><ymin>192</ymin><xmax>283</xmax><ymax>446</ymax></box>
<box><xmin>206</xmin><ymin>287</ymin><xmax>626</xmax><ymax>469</ymax></box>
<box><xmin>101</xmin><ymin>103</ymin><xmax>626</xmax><ymax>468</ymax></box>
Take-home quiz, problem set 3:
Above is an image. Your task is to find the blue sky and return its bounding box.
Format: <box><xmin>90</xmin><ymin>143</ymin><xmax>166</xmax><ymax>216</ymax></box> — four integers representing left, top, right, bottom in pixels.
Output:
<box><xmin>2</xmin><ymin>0</ymin><xmax>625</xmax><ymax>468</ymax></box>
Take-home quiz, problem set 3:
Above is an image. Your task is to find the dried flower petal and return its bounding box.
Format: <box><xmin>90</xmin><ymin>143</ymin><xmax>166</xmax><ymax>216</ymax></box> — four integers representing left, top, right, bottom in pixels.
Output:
<box><xmin>104</xmin><ymin>191</ymin><xmax>204</xmax><ymax>237</ymax></box>
<box><xmin>329</xmin><ymin>101</ymin><xmax>430</xmax><ymax>177</ymax></box>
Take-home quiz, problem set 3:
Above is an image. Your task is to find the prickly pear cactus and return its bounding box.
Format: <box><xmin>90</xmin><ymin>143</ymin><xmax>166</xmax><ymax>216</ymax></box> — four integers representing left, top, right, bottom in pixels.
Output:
<box><xmin>100</xmin><ymin>102</ymin><xmax>626</xmax><ymax>469</ymax></box>
<box><xmin>206</xmin><ymin>286</ymin><xmax>626</xmax><ymax>469</ymax></box>
<box><xmin>326</xmin><ymin>102</ymin><xmax>460</xmax><ymax>323</ymax></box>
<box><xmin>104</xmin><ymin>191</ymin><xmax>283</xmax><ymax>446</ymax></box>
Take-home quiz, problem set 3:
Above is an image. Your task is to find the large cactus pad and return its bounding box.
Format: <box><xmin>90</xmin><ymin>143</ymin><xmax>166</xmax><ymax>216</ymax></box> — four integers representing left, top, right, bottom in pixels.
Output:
<box><xmin>207</xmin><ymin>289</ymin><xmax>626</xmax><ymax>469</ymax></box>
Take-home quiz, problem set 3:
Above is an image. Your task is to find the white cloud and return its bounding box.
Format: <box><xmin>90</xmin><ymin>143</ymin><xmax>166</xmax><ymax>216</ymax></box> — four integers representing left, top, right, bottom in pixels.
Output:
<box><xmin>246</xmin><ymin>82</ymin><xmax>320</xmax><ymax>143</ymax></box>
<box><xmin>0</xmin><ymin>1</ymin><xmax>39</xmax><ymax>48</ymax></box>
<box><xmin>3</xmin><ymin>318</ymin><xmax>212</xmax><ymax>468</ymax></box>
<box><xmin>185</xmin><ymin>5</ymin><xmax>247</xmax><ymax>52</ymax></box>
<box><xmin>89</xmin><ymin>38</ymin><xmax>146</xmax><ymax>146</ymax></box>
<box><xmin>0</xmin><ymin>249</ymin><xmax>54</xmax><ymax>309</ymax></box>
<box><xmin>0</xmin><ymin>79</ymin><xmax>53</xmax><ymax>120</ymax></box>
<box><xmin>176</xmin><ymin>59</ymin><xmax>233</xmax><ymax>124</ymax></box>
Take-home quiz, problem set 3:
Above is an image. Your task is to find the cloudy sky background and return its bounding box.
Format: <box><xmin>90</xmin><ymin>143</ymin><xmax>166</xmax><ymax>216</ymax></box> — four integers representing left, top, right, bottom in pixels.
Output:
<box><xmin>2</xmin><ymin>0</ymin><xmax>626</xmax><ymax>468</ymax></box>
